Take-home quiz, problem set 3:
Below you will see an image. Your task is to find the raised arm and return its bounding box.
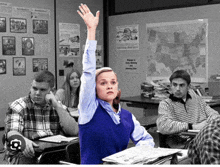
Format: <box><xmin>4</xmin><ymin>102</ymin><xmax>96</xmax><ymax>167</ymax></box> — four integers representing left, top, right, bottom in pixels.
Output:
<box><xmin>77</xmin><ymin>3</ymin><xmax>100</xmax><ymax>40</ymax></box>
<box><xmin>77</xmin><ymin>4</ymin><xmax>100</xmax><ymax>125</ymax></box>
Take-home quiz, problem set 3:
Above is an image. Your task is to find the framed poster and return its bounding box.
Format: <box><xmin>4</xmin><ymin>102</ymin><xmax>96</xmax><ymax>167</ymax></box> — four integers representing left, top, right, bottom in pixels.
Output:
<box><xmin>2</xmin><ymin>36</ymin><xmax>16</xmax><ymax>55</ymax></box>
<box><xmin>22</xmin><ymin>37</ymin><xmax>34</xmax><ymax>55</ymax></box>
<box><xmin>0</xmin><ymin>17</ymin><xmax>6</xmax><ymax>32</ymax></box>
<box><xmin>13</xmin><ymin>57</ymin><xmax>26</xmax><ymax>76</ymax></box>
<box><xmin>10</xmin><ymin>18</ymin><xmax>27</xmax><ymax>33</ymax></box>
<box><xmin>33</xmin><ymin>58</ymin><xmax>48</xmax><ymax>72</ymax></box>
<box><xmin>33</xmin><ymin>20</ymin><xmax>48</xmax><ymax>34</ymax></box>
<box><xmin>0</xmin><ymin>59</ymin><xmax>6</xmax><ymax>74</ymax></box>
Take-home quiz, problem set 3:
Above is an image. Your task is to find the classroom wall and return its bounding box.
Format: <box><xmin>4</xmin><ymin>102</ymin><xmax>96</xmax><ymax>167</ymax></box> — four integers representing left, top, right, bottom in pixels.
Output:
<box><xmin>109</xmin><ymin>4</ymin><xmax>220</xmax><ymax>118</ymax></box>
<box><xmin>0</xmin><ymin>0</ymin><xmax>55</xmax><ymax>127</ymax></box>
<box><xmin>0</xmin><ymin>0</ymin><xmax>103</xmax><ymax>127</ymax></box>
<box><xmin>56</xmin><ymin>0</ymin><xmax>104</xmax><ymax>89</ymax></box>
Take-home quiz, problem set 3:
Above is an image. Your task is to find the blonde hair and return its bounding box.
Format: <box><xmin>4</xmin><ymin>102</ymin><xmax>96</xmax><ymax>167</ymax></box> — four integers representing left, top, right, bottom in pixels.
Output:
<box><xmin>96</xmin><ymin>67</ymin><xmax>117</xmax><ymax>81</ymax></box>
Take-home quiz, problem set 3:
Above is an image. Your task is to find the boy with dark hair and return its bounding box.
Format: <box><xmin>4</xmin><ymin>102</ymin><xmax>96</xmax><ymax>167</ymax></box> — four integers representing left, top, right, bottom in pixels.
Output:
<box><xmin>156</xmin><ymin>70</ymin><xmax>219</xmax><ymax>148</ymax></box>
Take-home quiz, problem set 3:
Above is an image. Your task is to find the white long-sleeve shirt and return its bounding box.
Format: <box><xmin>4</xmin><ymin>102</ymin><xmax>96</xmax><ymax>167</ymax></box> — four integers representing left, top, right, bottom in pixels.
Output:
<box><xmin>78</xmin><ymin>40</ymin><xmax>155</xmax><ymax>147</ymax></box>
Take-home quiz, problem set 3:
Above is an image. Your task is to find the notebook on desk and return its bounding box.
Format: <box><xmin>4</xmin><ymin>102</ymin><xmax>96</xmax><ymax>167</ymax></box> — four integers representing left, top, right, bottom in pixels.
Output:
<box><xmin>187</xmin><ymin>129</ymin><xmax>200</xmax><ymax>133</ymax></box>
<box><xmin>180</xmin><ymin>130</ymin><xmax>200</xmax><ymax>137</ymax></box>
<box><xmin>39</xmin><ymin>135</ymin><xmax>78</xmax><ymax>143</ymax></box>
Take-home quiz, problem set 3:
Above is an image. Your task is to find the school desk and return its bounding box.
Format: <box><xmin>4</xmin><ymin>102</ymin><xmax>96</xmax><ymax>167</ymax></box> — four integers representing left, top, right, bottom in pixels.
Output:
<box><xmin>34</xmin><ymin>137</ymin><xmax>79</xmax><ymax>164</ymax></box>
<box><xmin>120</xmin><ymin>95</ymin><xmax>220</xmax><ymax>129</ymax></box>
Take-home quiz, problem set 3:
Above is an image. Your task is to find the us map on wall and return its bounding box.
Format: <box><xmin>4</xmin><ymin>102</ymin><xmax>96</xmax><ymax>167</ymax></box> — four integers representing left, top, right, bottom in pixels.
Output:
<box><xmin>146</xmin><ymin>19</ymin><xmax>208</xmax><ymax>82</ymax></box>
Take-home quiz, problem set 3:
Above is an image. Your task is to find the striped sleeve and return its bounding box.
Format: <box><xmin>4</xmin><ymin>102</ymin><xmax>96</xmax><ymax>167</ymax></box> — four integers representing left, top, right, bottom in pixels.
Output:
<box><xmin>201</xmin><ymin>99</ymin><xmax>219</xmax><ymax>123</ymax></box>
<box><xmin>156</xmin><ymin>100</ymin><xmax>188</xmax><ymax>134</ymax></box>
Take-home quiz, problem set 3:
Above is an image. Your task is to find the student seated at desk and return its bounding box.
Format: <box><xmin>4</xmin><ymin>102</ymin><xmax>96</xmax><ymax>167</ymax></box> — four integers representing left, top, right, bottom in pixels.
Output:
<box><xmin>156</xmin><ymin>70</ymin><xmax>219</xmax><ymax>148</ymax></box>
<box><xmin>77</xmin><ymin>4</ymin><xmax>154</xmax><ymax>164</ymax></box>
<box><xmin>188</xmin><ymin>115</ymin><xmax>220</xmax><ymax>164</ymax></box>
<box><xmin>55</xmin><ymin>68</ymin><xmax>81</xmax><ymax>116</ymax></box>
<box><xmin>4</xmin><ymin>70</ymin><xmax>78</xmax><ymax>164</ymax></box>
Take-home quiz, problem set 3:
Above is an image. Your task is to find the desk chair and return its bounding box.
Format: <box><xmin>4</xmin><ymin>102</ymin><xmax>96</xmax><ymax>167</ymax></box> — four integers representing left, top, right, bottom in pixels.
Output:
<box><xmin>65</xmin><ymin>142</ymin><xmax>80</xmax><ymax>164</ymax></box>
<box><xmin>38</xmin><ymin>142</ymin><xmax>81</xmax><ymax>164</ymax></box>
<box><xmin>158</xmin><ymin>132</ymin><xmax>170</xmax><ymax>148</ymax></box>
<box><xmin>37</xmin><ymin>148</ymin><xmax>67</xmax><ymax>164</ymax></box>
<box><xmin>157</xmin><ymin>132</ymin><xmax>192</xmax><ymax>164</ymax></box>
<box><xmin>158</xmin><ymin>132</ymin><xmax>193</xmax><ymax>149</ymax></box>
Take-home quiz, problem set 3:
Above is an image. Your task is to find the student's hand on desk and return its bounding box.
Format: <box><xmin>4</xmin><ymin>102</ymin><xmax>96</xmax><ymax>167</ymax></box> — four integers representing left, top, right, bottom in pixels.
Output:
<box><xmin>192</xmin><ymin>120</ymin><xmax>207</xmax><ymax>130</ymax></box>
<box><xmin>22</xmin><ymin>137</ymin><xmax>39</xmax><ymax>158</ymax></box>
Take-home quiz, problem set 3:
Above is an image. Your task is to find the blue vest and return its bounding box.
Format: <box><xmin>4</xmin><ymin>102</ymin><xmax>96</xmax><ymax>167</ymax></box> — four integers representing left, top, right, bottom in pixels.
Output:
<box><xmin>79</xmin><ymin>104</ymin><xmax>134</xmax><ymax>164</ymax></box>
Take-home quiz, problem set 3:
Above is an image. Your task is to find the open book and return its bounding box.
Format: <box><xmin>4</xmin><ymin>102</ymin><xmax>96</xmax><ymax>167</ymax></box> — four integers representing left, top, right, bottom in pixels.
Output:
<box><xmin>39</xmin><ymin>135</ymin><xmax>78</xmax><ymax>143</ymax></box>
<box><xmin>102</xmin><ymin>146</ymin><xmax>182</xmax><ymax>164</ymax></box>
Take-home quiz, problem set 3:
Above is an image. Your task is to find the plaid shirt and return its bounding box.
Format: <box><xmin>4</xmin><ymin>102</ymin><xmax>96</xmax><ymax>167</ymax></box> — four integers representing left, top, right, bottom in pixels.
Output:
<box><xmin>5</xmin><ymin>95</ymin><xmax>61</xmax><ymax>140</ymax></box>
<box><xmin>188</xmin><ymin>116</ymin><xmax>220</xmax><ymax>164</ymax></box>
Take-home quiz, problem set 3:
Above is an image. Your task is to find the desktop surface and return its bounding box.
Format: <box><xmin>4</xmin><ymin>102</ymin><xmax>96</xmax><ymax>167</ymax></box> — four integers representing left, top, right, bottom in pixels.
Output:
<box><xmin>34</xmin><ymin>137</ymin><xmax>79</xmax><ymax>153</ymax></box>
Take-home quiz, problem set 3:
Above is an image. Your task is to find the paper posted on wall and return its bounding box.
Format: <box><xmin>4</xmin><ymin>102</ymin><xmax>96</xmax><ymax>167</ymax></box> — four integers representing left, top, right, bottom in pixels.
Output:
<box><xmin>102</xmin><ymin>146</ymin><xmax>182</xmax><ymax>164</ymax></box>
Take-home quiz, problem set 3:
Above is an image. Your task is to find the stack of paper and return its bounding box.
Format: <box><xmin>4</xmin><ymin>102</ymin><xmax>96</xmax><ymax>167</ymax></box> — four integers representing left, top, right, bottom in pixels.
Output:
<box><xmin>102</xmin><ymin>146</ymin><xmax>182</xmax><ymax>164</ymax></box>
<box><xmin>177</xmin><ymin>149</ymin><xmax>188</xmax><ymax>162</ymax></box>
<box><xmin>39</xmin><ymin>135</ymin><xmax>78</xmax><ymax>143</ymax></box>
<box><xmin>188</xmin><ymin>129</ymin><xmax>200</xmax><ymax>133</ymax></box>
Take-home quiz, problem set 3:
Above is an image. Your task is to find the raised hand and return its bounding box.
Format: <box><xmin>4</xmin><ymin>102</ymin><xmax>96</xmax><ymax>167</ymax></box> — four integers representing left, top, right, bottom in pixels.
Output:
<box><xmin>77</xmin><ymin>3</ymin><xmax>100</xmax><ymax>30</ymax></box>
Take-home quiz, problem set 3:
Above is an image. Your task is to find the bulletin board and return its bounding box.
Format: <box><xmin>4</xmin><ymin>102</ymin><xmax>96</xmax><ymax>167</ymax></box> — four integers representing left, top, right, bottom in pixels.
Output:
<box><xmin>0</xmin><ymin>0</ymin><xmax>55</xmax><ymax>127</ymax></box>
<box><xmin>55</xmin><ymin>0</ymin><xmax>104</xmax><ymax>89</ymax></box>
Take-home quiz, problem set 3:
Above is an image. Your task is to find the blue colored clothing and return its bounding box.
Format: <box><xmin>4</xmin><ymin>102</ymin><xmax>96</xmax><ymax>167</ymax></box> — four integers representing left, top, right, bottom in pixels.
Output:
<box><xmin>78</xmin><ymin>40</ymin><xmax>155</xmax><ymax>164</ymax></box>
<box><xmin>79</xmin><ymin>104</ymin><xmax>134</xmax><ymax>164</ymax></box>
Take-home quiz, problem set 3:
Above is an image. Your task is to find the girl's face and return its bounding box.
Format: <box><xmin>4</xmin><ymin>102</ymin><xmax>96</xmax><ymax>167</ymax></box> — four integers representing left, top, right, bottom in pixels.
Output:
<box><xmin>96</xmin><ymin>71</ymin><xmax>118</xmax><ymax>105</ymax></box>
<box><xmin>70</xmin><ymin>72</ymin><xmax>80</xmax><ymax>88</ymax></box>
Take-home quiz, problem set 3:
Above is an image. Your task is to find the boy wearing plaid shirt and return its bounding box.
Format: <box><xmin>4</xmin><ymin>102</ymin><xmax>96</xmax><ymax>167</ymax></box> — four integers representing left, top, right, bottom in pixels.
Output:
<box><xmin>4</xmin><ymin>70</ymin><xmax>78</xmax><ymax>164</ymax></box>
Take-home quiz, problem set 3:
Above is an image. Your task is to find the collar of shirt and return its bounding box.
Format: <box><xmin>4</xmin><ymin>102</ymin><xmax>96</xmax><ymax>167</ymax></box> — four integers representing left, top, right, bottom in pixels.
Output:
<box><xmin>169</xmin><ymin>92</ymin><xmax>192</xmax><ymax>104</ymax></box>
<box><xmin>97</xmin><ymin>98</ymin><xmax>121</xmax><ymax>125</ymax></box>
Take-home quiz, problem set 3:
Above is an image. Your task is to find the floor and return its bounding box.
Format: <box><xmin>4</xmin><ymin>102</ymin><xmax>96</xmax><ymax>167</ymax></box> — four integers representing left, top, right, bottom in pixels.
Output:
<box><xmin>0</xmin><ymin>127</ymin><xmax>160</xmax><ymax>164</ymax></box>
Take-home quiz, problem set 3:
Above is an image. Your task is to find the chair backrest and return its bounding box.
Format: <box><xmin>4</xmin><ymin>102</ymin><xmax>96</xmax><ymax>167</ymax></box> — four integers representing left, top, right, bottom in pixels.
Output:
<box><xmin>158</xmin><ymin>132</ymin><xmax>170</xmax><ymax>148</ymax></box>
<box><xmin>37</xmin><ymin>148</ymin><xmax>67</xmax><ymax>164</ymax></box>
<box><xmin>65</xmin><ymin>142</ymin><xmax>80</xmax><ymax>164</ymax></box>
<box><xmin>157</xmin><ymin>131</ymin><xmax>195</xmax><ymax>149</ymax></box>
